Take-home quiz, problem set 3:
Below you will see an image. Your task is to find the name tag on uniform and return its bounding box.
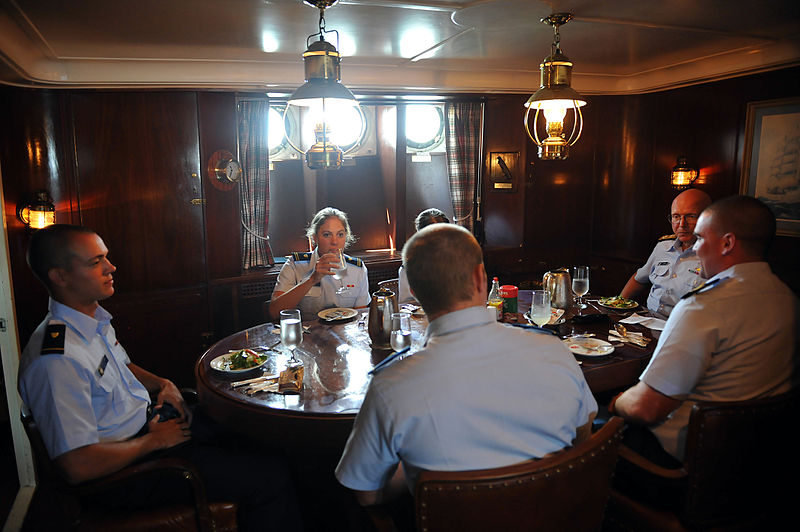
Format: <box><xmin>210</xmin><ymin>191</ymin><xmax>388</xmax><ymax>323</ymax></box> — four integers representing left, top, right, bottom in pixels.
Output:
<box><xmin>97</xmin><ymin>355</ymin><xmax>109</xmax><ymax>377</ymax></box>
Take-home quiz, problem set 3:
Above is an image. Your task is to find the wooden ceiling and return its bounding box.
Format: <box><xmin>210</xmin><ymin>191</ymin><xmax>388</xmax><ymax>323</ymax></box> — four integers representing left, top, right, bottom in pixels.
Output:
<box><xmin>1</xmin><ymin>0</ymin><xmax>798</xmax><ymax>94</ymax></box>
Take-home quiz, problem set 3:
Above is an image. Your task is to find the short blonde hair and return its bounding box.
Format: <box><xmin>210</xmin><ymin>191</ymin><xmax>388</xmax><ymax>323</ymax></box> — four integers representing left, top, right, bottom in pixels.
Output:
<box><xmin>403</xmin><ymin>224</ymin><xmax>482</xmax><ymax>316</ymax></box>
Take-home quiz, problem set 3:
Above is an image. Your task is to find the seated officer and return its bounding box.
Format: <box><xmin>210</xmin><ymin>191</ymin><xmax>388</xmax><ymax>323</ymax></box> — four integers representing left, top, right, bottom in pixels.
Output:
<box><xmin>18</xmin><ymin>224</ymin><xmax>299</xmax><ymax>531</ymax></box>
<box><xmin>610</xmin><ymin>195</ymin><xmax>797</xmax><ymax>468</ymax></box>
<box><xmin>397</xmin><ymin>208</ymin><xmax>450</xmax><ymax>303</ymax></box>
<box><xmin>620</xmin><ymin>188</ymin><xmax>712</xmax><ymax>318</ymax></box>
<box><xmin>336</xmin><ymin>224</ymin><xmax>597</xmax><ymax>506</ymax></box>
<box><xmin>271</xmin><ymin>207</ymin><xmax>369</xmax><ymax>320</ymax></box>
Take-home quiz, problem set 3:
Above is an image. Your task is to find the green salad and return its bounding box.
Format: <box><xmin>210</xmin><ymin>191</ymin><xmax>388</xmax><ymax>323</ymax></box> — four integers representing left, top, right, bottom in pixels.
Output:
<box><xmin>598</xmin><ymin>296</ymin><xmax>638</xmax><ymax>309</ymax></box>
<box><xmin>226</xmin><ymin>349</ymin><xmax>267</xmax><ymax>370</ymax></box>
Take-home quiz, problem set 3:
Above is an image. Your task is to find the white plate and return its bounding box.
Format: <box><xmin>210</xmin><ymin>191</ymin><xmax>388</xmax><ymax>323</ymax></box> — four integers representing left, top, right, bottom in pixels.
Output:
<box><xmin>210</xmin><ymin>352</ymin><xmax>269</xmax><ymax>373</ymax></box>
<box><xmin>597</xmin><ymin>297</ymin><xmax>638</xmax><ymax>310</ymax></box>
<box><xmin>562</xmin><ymin>337</ymin><xmax>615</xmax><ymax>357</ymax></box>
<box><xmin>318</xmin><ymin>307</ymin><xmax>359</xmax><ymax>321</ymax></box>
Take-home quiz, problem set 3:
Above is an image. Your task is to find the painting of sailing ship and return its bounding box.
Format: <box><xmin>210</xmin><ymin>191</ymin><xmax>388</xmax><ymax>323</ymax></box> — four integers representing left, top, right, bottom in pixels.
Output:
<box><xmin>741</xmin><ymin>98</ymin><xmax>800</xmax><ymax>236</ymax></box>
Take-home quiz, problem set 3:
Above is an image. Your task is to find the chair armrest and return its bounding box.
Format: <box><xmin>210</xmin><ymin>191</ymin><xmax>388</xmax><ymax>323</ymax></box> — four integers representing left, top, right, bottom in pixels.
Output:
<box><xmin>618</xmin><ymin>444</ymin><xmax>688</xmax><ymax>480</ymax></box>
<box><xmin>75</xmin><ymin>458</ymin><xmax>215</xmax><ymax>532</ymax></box>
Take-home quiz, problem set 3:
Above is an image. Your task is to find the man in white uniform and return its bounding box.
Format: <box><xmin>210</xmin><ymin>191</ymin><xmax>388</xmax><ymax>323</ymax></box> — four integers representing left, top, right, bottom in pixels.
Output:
<box><xmin>336</xmin><ymin>224</ymin><xmax>597</xmax><ymax>506</ymax></box>
<box><xmin>620</xmin><ymin>189</ymin><xmax>712</xmax><ymax>318</ymax></box>
<box><xmin>611</xmin><ymin>195</ymin><xmax>797</xmax><ymax>465</ymax></box>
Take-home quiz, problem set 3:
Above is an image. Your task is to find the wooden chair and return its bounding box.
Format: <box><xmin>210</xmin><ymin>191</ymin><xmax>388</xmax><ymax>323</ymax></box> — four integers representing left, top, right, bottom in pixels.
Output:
<box><xmin>378</xmin><ymin>278</ymin><xmax>399</xmax><ymax>296</ymax></box>
<box><xmin>21</xmin><ymin>410</ymin><xmax>237</xmax><ymax>531</ymax></box>
<box><xmin>606</xmin><ymin>389</ymin><xmax>799</xmax><ymax>531</ymax></box>
<box><xmin>414</xmin><ymin>416</ymin><xmax>624</xmax><ymax>532</ymax></box>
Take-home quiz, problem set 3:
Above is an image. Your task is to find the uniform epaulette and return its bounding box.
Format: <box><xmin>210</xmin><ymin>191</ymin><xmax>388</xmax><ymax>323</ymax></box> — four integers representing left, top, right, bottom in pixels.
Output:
<box><xmin>344</xmin><ymin>254</ymin><xmax>363</xmax><ymax>267</ymax></box>
<box><xmin>291</xmin><ymin>252</ymin><xmax>312</xmax><ymax>262</ymax></box>
<box><xmin>658</xmin><ymin>233</ymin><xmax>676</xmax><ymax>242</ymax></box>
<box><xmin>41</xmin><ymin>322</ymin><xmax>66</xmax><ymax>356</ymax></box>
<box><xmin>680</xmin><ymin>276</ymin><xmax>728</xmax><ymax>300</ymax></box>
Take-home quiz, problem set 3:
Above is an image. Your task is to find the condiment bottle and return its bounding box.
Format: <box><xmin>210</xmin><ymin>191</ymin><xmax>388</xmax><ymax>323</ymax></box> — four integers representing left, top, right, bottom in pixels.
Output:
<box><xmin>500</xmin><ymin>284</ymin><xmax>518</xmax><ymax>314</ymax></box>
<box><xmin>487</xmin><ymin>277</ymin><xmax>503</xmax><ymax>321</ymax></box>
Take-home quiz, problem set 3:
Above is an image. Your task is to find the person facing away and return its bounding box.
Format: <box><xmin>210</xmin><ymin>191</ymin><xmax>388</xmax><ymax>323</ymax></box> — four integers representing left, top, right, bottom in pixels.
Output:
<box><xmin>335</xmin><ymin>224</ymin><xmax>597</xmax><ymax>506</ymax></box>
<box><xmin>17</xmin><ymin>224</ymin><xmax>299</xmax><ymax>531</ymax></box>
<box><xmin>620</xmin><ymin>188</ymin><xmax>712</xmax><ymax>318</ymax></box>
<box><xmin>397</xmin><ymin>208</ymin><xmax>450</xmax><ymax>303</ymax></box>
<box><xmin>270</xmin><ymin>206</ymin><xmax>370</xmax><ymax>320</ymax></box>
<box><xmin>610</xmin><ymin>195</ymin><xmax>798</xmax><ymax>467</ymax></box>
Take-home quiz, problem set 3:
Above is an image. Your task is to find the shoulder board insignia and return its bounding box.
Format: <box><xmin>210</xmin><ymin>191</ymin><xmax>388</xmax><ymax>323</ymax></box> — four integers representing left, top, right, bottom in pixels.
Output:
<box><xmin>680</xmin><ymin>276</ymin><xmax>727</xmax><ymax>300</ymax></box>
<box><xmin>344</xmin><ymin>254</ymin><xmax>363</xmax><ymax>267</ymax></box>
<box><xmin>291</xmin><ymin>252</ymin><xmax>312</xmax><ymax>262</ymax></box>
<box><xmin>41</xmin><ymin>323</ymin><xmax>66</xmax><ymax>356</ymax></box>
<box><xmin>658</xmin><ymin>234</ymin><xmax>676</xmax><ymax>242</ymax></box>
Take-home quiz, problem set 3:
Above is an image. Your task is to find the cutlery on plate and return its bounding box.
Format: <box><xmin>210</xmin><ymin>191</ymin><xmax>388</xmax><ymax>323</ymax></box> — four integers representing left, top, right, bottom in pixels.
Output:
<box><xmin>231</xmin><ymin>374</ymin><xmax>279</xmax><ymax>388</ymax></box>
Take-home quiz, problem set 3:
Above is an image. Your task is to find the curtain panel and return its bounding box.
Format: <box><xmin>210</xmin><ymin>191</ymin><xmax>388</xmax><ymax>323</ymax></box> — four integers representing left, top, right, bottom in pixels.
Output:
<box><xmin>238</xmin><ymin>99</ymin><xmax>275</xmax><ymax>268</ymax></box>
<box><xmin>444</xmin><ymin>102</ymin><xmax>482</xmax><ymax>232</ymax></box>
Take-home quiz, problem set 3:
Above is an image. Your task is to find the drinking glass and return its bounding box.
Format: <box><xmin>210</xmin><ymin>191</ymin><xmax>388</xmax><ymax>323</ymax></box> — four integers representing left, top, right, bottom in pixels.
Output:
<box><xmin>530</xmin><ymin>290</ymin><xmax>551</xmax><ymax>327</ymax></box>
<box><xmin>331</xmin><ymin>249</ymin><xmax>348</xmax><ymax>294</ymax></box>
<box><xmin>572</xmin><ymin>266</ymin><xmax>589</xmax><ymax>313</ymax></box>
<box><xmin>280</xmin><ymin>309</ymin><xmax>303</xmax><ymax>366</ymax></box>
<box><xmin>390</xmin><ymin>312</ymin><xmax>412</xmax><ymax>352</ymax></box>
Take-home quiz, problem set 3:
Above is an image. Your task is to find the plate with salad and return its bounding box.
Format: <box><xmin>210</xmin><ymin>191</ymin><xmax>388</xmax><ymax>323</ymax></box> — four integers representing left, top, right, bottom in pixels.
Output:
<box><xmin>597</xmin><ymin>296</ymin><xmax>639</xmax><ymax>310</ymax></box>
<box><xmin>210</xmin><ymin>349</ymin><xmax>269</xmax><ymax>373</ymax></box>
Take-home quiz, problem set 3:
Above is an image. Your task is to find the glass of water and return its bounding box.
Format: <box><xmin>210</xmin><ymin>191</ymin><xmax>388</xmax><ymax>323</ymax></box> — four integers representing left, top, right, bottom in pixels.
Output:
<box><xmin>390</xmin><ymin>312</ymin><xmax>412</xmax><ymax>352</ymax></box>
<box><xmin>572</xmin><ymin>266</ymin><xmax>589</xmax><ymax>314</ymax></box>
<box><xmin>530</xmin><ymin>290</ymin><xmax>551</xmax><ymax>327</ymax></box>
<box><xmin>280</xmin><ymin>309</ymin><xmax>303</xmax><ymax>366</ymax></box>
<box><xmin>332</xmin><ymin>249</ymin><xmax>348</xmax><ymax>294</ymax></box>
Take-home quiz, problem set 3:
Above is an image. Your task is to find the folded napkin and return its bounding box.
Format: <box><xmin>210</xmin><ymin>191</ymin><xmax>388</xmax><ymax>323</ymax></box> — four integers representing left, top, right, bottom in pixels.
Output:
<box><xmin>608</xmin><ymin>330</ymin><xmax>649</xmax><ymax>347</ymax></box>
<box><xmin>619</xmin><ymin>313</ymin><xmax>666</xmax><ymax>331</ymax></box>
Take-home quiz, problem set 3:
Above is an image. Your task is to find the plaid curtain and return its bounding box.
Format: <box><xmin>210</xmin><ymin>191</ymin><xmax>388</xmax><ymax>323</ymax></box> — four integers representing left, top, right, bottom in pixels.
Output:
<box><xmin>238</xmin><ymin>99</ymin><xmax>275</xmax><ymax>268</ymax></box>
<box><xmin>444</xmin><ymin>102</ymin><xmax>482</xmax><ymax>232</ymax></box>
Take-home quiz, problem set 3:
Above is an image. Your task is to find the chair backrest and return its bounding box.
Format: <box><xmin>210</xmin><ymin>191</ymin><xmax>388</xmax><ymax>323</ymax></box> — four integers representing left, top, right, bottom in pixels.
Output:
<box><xmin>377</xmin><ymin>278</ymin><xmax>399</xmax><ymax>296</ymax></box>
<box><xmin>680</xmin><ymin>389</ymin><xmax>799</xmax><ymax>529</ymax></box>
<box><xmin>415</xmin><ymin>416</ymin><xmax>624</xmax><ymax>532</ymax></box>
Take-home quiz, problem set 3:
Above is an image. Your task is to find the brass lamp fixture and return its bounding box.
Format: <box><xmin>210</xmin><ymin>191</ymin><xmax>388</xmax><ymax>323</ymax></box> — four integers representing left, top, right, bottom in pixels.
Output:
<box><xmin>524</xmin><ymin>13</ymin><xmax>586</xmax><ymax>160</ymax></box>
<box><xmin>17</xmin><ymin>190</ymin><xmax>56</xmax><ymax>230</ymax></box>
<box><xmin>671</xmin><ymin>156</ymin><xmax>699</xmax><ymax>189</ymax></box>
<box><xmin>286</xmin><ymin>0</ymin><xmax>359</xmax><ymax>170</ymax></box>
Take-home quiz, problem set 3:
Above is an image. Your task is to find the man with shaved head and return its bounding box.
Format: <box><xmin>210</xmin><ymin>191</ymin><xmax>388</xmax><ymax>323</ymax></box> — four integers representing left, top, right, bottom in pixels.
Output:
<box><xmin>610</xmin><ymin>195</ymin><xmax>797</xmax><ymax>466</ymax></box>
<box><xmin>621</xmin><ymin>188</ymin><xmax>713</xmax><ymax>318</ymax></box>
<box><xmin>336</xmin><ymin>224</ymin><xmax>597</xmax><ymax>507</ymax></box>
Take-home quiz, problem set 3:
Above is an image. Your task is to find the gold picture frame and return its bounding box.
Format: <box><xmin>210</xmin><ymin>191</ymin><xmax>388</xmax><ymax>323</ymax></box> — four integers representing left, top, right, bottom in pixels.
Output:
<box><xmin>740</xmin><ymin>97</ymin><xmax>800</xmax><ymax>237</ymax></box>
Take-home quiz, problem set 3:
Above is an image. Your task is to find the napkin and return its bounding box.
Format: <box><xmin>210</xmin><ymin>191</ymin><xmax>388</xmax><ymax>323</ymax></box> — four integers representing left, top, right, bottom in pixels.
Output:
<box><xmin>619</xmin><ymin>313</ymin><xmax>666</xmax><ymax>331</ymax></box>
<box><xmin>608</xmin><ymin>330</ymin><xmax>648</xmax><ymax>347</ymax></box>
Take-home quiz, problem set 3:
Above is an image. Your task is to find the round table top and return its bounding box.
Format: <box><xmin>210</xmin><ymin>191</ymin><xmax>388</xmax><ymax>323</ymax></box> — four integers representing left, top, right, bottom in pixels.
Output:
<box><xmin>195</xmin><ymin>307</ymin><xmax>428</xmax><ymax>418</ymax></box>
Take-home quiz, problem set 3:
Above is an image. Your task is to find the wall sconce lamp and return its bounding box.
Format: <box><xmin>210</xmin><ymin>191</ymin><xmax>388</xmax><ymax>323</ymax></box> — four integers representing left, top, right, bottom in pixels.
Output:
<box><xmin>17</xmin><ymin>190</ymin><xmax>56</xmax><ymax>230</ymax></box>
<box><xmin>285</xmin><ymin>0</ymin><xmax>359</xmax><ymax>170</ymax></box>
<box><xmin>671</xmin><ymin>156</ymin><xmax>699</xmax><ymax>189</ymax></box>
<box><xmin>524</xmin><ymin>13</ymin><xmax>586</xmax><ymax>160</ymax></box>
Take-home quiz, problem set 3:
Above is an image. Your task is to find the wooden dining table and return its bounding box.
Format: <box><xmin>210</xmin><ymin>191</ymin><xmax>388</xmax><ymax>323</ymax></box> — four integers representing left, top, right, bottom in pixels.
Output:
<box><xmin>195</xmin><ymin>293</ymin><xmax>657</xmax><ymax>457</ymax></box>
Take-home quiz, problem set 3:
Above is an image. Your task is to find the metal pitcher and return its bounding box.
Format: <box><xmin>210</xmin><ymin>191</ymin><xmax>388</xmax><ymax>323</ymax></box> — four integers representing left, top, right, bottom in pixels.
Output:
<box><xmin>543</xmin><ymin>268</ymin><xmax>574</xmax><ymax>309</ymax></box>
<box><xmin>368</xmin><ymin>287</ymin><xmax>399</xmax><ymax>348</ymax></box>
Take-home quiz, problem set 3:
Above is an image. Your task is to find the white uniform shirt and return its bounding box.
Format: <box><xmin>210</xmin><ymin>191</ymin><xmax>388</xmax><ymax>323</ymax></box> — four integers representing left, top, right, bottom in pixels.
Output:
<box><xmin>335</xmin><ymin>306</ymin><xmax>597</xmax><ymax>492</ymax></box>
<box><xmin>273</xmin><ymin>250</ymin><xmax>370</xmax><ymax>320</ymax></box>
<box><xmin>18</xmin><ymin>298</ymin><xmax>151</xmax><ymax>459</ymax></box>
<box><xmin>397</xmin><ymin>265</ymin><xmax>414</xmax><ymax>303</ymax></box>
<box><xmin>634</xmin><ymin>237</ymin><xmax>705</xmax><ymax>318</ymax></box>
<box><xmin>640</xmin><ymin>261</ymin><xmax>798</xmax><ymax>460</ymax></box>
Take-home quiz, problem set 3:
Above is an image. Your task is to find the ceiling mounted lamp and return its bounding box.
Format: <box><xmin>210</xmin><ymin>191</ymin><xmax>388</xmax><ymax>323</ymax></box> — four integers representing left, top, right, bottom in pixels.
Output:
<box><xmin>17</xmin><ymin>190</ymin><xmax>56</xmax><ymax>230</ymax></box>
<box><xmin>286</xmin><ymin>0</ymin><xmax>359</xmax><ymax>170</ymax></box>
<box><xmin>524</xmin><ymin>13</ymin><xmax>586</xmax><ymax>160</ymax></box>
<box><xmin>671</xmin><ymin>156</ymin><xmax>699</xmax><ymax>189</ymax></box>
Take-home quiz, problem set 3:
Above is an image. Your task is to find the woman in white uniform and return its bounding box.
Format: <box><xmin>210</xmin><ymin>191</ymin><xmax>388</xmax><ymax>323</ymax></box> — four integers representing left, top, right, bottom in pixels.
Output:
<box><xmin>270</xmin><ymin>207</ymin><xmax>370</xmax><ymax>320</ymax></box>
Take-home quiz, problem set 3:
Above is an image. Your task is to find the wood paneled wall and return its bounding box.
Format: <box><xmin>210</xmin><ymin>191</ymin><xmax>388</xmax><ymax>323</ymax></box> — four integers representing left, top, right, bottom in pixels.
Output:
<box><xmin>2</xmin><ymin>65</ymin><xmax>799</xmax><ymax>387</ymax></box>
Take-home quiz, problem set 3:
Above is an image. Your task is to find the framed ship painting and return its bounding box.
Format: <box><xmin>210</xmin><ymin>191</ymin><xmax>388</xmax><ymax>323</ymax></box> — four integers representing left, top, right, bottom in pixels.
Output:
<box><xmin>741</xmin><ymin>97</ymin><xmax>800</xmax><ymax>237</ymax></box>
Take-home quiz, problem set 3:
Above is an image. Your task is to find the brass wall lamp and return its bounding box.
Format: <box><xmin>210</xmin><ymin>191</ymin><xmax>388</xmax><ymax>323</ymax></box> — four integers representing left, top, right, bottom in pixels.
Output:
<box><xmin>671</xmin><ymin>156</ymin><xmax>699</xmax><ymax>189</ymax></box>
<box><xmin>17</xmin><ymin>190</ymin><xmax>56</xmax><ymax>230</ymax></box>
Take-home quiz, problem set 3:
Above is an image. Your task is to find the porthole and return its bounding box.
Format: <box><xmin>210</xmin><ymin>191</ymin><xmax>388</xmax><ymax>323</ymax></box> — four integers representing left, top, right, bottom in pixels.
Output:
<box><xmin>406</xmin><ymin>104</ymin><xmax>445</xmax><ymax>152</ymax></box>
